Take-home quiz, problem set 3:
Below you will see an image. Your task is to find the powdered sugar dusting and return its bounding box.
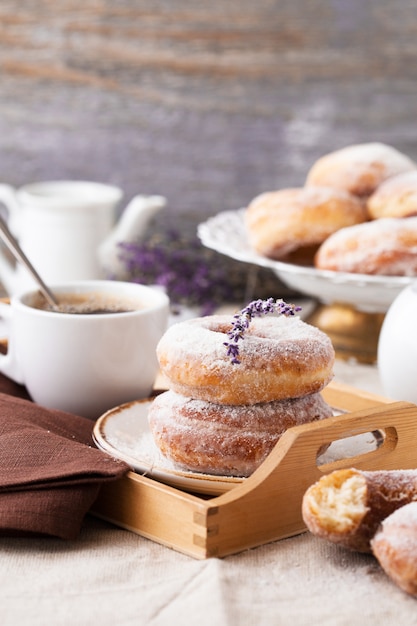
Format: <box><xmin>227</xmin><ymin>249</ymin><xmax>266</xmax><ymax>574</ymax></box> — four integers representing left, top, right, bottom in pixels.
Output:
<box><xmin>245</xmin><ymin>186</ymin><xmax>366</xmax><ymax>257</ymax></box>
<box><xmin>247</xmin><ymin>186</ymin><xmax>362</xmax><ymax>215</ymax></box>
<box><xmin>148</xmin><ymin>390</ymin><xmax>333</xmax><ymax>476</ymax></box>
<box><xmin>306</xmin><ymin>142</ymin><xmax>417</xmax><ymax>196</ymax></box>
<box><xmin>373</xmin><ymin>501</ymin><xmax>417</xmax><ymax>574</ymax></box>
<box><xmin>150</xmin><ymin>389</ymin><xmax>332</xmax><ymax>430</ymax></box>
<box><xmin>382</xmin><ymin>501</ymin><xmax>417</xmax><ymax>529</ymax></box>
<box><xmin>315</xmin><ymin>217</ymin><xmax>417</xmax><ymax>276</ymax></box>
<box><xmin>159</xmin><ymin>314</ymin><xmax>332</xmax><ymax>373</ymax></box>
<box><xmin>323</xmin><ymin>142</ymin><xmax>416</xmax><ymax>172</ymax></box>
<box><xmin>157</xmin><ymin>313</ymin><xmax>335</xmax><ymax>405</ymax></box>
<box><xmin>368</xmin><ymin>171</ymin><xmax>417</xmax><ymax>219</ymax></box>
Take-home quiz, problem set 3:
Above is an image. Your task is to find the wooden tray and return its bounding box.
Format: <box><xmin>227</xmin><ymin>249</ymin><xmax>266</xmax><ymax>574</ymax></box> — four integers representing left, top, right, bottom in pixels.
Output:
<box><xmin>91</xmin><ymin>382</ymin><xmax>417</xmax><ymax>559</ymax></box>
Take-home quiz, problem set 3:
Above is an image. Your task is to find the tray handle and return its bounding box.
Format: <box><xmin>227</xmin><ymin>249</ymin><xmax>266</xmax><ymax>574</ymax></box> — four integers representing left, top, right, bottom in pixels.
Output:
<box><xmin>202</xmin><ymin>401</ymin><xmax>417</xmax><ymax>557</ymax></box>
<box><xmin>215</xmin><ymin>400</ymin><xmax>417</xmax><ymax>506</ymax></box>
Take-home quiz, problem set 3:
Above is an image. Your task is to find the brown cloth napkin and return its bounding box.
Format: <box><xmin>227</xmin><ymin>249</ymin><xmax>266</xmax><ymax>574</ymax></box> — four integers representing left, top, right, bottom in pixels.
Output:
<box><xmin>0</xmin><ymin>374</ymin><xmax>130</xmax><ymax>540</ymax></box>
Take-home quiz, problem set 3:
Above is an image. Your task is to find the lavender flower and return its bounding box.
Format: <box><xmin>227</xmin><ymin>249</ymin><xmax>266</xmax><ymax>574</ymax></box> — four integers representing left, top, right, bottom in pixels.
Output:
<box><xmin>117</xmin><ymin>229</ymin><xmax>242</xmax><ymax>315</ymax></box>
<box><xmin>224</xmin><ymin>298</ymin><xmax>302</xmax><ymax>364</ymax></box>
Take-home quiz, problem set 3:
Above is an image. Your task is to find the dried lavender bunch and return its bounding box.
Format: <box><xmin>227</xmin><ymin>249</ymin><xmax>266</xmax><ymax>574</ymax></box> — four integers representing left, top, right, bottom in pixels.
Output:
<box><xmin>117</xmin><ymin>229</ymin><xmax>242</xmax><ymax>315</ymax></box>
<box><xmin>224</xmin><ymin>298</ymin><xmax>302</xmax><ymax>364</ymax></box>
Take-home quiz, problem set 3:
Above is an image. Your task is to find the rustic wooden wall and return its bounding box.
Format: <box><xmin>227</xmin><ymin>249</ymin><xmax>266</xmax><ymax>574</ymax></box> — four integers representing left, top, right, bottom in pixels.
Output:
<box><xmin>1</xmin><ymin>0</ymin><xmax>416</xmax><ymax>236</ymax></box>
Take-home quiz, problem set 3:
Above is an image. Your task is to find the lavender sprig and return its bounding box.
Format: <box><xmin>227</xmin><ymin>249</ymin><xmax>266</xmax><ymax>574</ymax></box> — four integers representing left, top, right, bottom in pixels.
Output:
<box><xmin>116</xmin><ymin>229</ymin><xmax>243</xmax><ymax>315</ymax></box>
<box><xmin>224</xmin><ymin>298</ymin><xmax>302</xmax><ymax>364</ymax></box>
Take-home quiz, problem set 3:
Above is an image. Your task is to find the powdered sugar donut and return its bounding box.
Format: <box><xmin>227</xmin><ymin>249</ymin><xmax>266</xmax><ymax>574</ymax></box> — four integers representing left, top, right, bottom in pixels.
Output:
<box><xmin>245</xmin><ymin>186</ymin><xmax>367</xmax><ymax>261</ymax></box>
<box><xmin>306</xmin><ymin>142</ymin><xmax>416</xmax><ymax>198</ymax></box>
<box><xmin>156</xmin><ymin>314</ymin><xmax>335</xmax><ymax>405</ymax></box>
<box><xmin>148</xmin><ymin>389</ymin><xmax>333</xmax><ymax>476</ymax></box>
<box><xmin>314</xmin><ymin>217</ymin><xmax>417</xmax><ymax>276</ymax></box>
<box><xmin>302</xmin><ymin>468</ymin><xmax>417</xmax><ymax>554</ymax></box>
<box><xmin>367</xmin><ymin>170</ymin><xmax>417</xmax><ymax>219</ymax></box>
<box><xmin>371</xmin><ymin>502</ymin><xmax>417</xmax><ymax>597</ymax></box>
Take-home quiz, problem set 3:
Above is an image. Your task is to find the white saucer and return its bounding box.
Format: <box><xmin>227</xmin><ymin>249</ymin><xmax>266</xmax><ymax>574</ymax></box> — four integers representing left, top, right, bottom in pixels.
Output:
<box><xmin>93</xmin><ymin>397</ymin><xmax>244</xmax><ymax>496</ymax></box>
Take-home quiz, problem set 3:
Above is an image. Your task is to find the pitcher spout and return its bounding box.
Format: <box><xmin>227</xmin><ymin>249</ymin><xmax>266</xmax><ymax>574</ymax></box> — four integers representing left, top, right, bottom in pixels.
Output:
<box><xmin>98</xmin><ymin>194</ymin><xmax>166</xmax><ymax>278</ymax></box>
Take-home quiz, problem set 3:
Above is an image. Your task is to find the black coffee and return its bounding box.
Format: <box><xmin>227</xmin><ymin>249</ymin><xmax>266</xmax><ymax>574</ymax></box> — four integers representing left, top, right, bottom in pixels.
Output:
<box><xmin>30</xmin><ymin>292</ymin><xmax>141</xmax><ymax>315</ymax></box>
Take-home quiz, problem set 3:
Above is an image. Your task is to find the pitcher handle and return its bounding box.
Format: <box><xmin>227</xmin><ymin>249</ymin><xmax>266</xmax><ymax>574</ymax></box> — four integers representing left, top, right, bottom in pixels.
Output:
<box><xmin>0</xmin><ymin>184</ymin><xmax>19</xmax><ymax>222</ymax></box>
<box><xmin>0</xmin><ymin>185</ymin><xmax>20</xmax><ymax>295</ymax></box>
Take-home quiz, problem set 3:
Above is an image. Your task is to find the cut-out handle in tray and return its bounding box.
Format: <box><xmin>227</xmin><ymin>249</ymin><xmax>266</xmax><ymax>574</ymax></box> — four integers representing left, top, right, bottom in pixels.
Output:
<box><xmin>216</xmin><ymin>401</ymin><xmax>417</xmax><ymax>503</ymax></box>
<box><xmin>202</xmin><ymin>401</ymin><xmax>417</xmax><ymax>557</ymax></box>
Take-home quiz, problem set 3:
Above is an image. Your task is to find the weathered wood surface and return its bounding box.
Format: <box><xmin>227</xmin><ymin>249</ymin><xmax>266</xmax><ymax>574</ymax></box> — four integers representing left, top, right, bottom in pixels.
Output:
<box><xmin>1</xmin><ymin>1</ymin><xmax>416</xmax><ymax>234</ymax></box>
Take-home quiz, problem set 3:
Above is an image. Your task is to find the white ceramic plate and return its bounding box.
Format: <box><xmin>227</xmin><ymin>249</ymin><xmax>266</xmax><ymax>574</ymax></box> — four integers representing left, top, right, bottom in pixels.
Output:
<box><xmin>93</xmin><ymin>396</ymin><xmax>380</xmax><ymax>496</ymax></box>
<box><xmin>197</xmin><ymin>209</ymin><xmax>414</xmax><ymax>313</ymax></box>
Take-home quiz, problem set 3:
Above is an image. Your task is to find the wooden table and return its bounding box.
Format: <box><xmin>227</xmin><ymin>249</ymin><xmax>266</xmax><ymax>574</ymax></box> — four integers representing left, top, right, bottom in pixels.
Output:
<box><xmin>0</xmin><ymin>1</ymin><xmax>416</xmax><ymax>234</ymax></box>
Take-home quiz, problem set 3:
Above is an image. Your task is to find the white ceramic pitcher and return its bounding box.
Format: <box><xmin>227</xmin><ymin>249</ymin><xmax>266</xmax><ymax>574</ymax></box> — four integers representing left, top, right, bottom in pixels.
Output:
<box><xmin>0</xmin><ymin>180</ymin><xmax>166</xmax><ymax>295</ymax></box>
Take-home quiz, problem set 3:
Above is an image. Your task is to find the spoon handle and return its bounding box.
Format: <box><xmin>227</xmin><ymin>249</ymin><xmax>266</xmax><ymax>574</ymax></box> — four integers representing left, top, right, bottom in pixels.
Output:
<box><xmin>0</xmin><ymin>215</ymin><xmax>59</xmax><ymax>309</ymax></box>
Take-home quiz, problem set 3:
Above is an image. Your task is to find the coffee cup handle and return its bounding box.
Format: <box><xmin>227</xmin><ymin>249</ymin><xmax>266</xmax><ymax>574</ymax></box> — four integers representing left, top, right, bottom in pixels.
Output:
<box><xmin>0</xmin><ymin>300</ymin><xmax>25</xmax><ymax>384</ymax></box>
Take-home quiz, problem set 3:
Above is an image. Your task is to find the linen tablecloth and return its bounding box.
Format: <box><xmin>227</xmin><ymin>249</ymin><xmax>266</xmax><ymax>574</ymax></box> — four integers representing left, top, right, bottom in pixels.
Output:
<box><xmin>1</xmin><ymin>360</ymin><xmax>416</xmax><ymax>626</ymax></box>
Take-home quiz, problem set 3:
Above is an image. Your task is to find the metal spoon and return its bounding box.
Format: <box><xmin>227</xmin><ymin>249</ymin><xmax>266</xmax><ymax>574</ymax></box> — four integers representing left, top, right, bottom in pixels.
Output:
<box><xmin>0</xmin><ymin>214</ymin><xmax>60</xmax><ymax>310</ymax></box>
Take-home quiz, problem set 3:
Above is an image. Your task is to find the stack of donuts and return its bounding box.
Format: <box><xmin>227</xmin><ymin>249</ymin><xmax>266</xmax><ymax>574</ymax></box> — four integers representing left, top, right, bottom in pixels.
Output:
<box><xmin>148</xmin><ymin>302</ymin><xmax>335</xmax><ymax>477</ymax></box>
<box><xmin>245</xmin><ymin>142</ymin><xmax>417</xmax><ymax>276</ymax></box>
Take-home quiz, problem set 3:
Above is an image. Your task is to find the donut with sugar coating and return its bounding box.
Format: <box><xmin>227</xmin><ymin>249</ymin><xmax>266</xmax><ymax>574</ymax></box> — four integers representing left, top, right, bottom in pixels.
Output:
<box><xmin>367</xmin><ymin>170</ymin><xmax>417</xmax><ymax>219</ymax></box>
<box><xmin>156</xmin><ymin>314</ymin><xmax>335</xmax><ymax>405</ymax></box>
<box><xmin>302</xmin><ymin>468</ymin><xmax>417</xmax><ymax>553</ymax></box>
<box><xmin>305</xmin><ymin>142</ymin><xmax>416</xmax><ymax>198</ymax></box>
<box><xmin>314</xmin><ymin>216</ymin><xmax>417</xmax><ymax>276</ymax></box>
<box><xmin>148</xmin><ymin>389</ymin><xmax>333</xmax><ymax>477</ymax></box>
<box><xmin>371</xmin><ymin>502</ymin><xmax>417</xmax><ymax>597</ymax></box>
<box><xmin>245</xmin><ymin>186</ymin><xmax>367</xmax><ymax>260</ymax></box>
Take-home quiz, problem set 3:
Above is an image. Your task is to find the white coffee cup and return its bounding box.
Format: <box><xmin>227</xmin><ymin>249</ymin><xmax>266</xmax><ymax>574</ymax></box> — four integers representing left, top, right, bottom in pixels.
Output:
<box><xmin>0</xmin><ymin>280</ymin><xmax>169</xmax><ymax>419</ymax></box>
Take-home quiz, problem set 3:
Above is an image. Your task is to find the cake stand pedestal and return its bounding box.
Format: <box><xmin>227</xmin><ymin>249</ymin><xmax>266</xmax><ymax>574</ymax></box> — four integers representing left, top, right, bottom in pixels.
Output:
<box><xmin>307</xmin><ymin>302</ymin><xmax>385</xmax><ymax>364</ymax></box>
